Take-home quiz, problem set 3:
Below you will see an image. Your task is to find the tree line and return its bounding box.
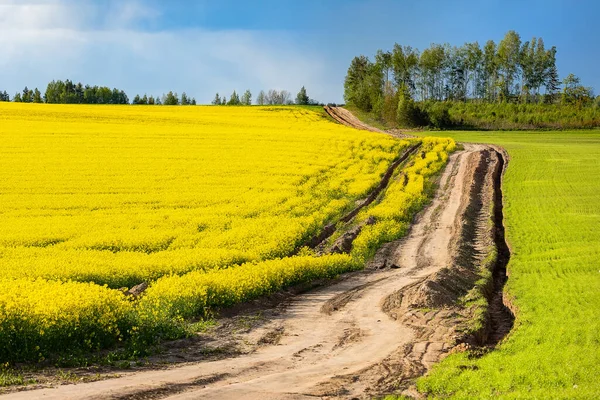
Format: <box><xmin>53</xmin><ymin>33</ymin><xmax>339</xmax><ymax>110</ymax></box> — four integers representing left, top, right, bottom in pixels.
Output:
<box><xmin>212</xmin><ymin>90</ymin><xmax>253</xmax><ymax>105</ymax></box>
<box><xmin>0</xmin><ymin>80</ymin><xmax>197</xmax><ymax>105</ymax></box>
<box><xmin>211</xmin><ymin>86</ymin><xmax>319</xmax><ymax>106</ymax></box>
<box><xmin>45</xmin><ymin>80</ymin><xmax>129</xmax><ymax>104</ymax></box>
<box><xmin>1</xmin><ymin>80</ymin><xmax>130</xmax><ymax>104</ymax></box>
<box><xmin>0</xmin><ymin>81</ymin><xmax>320</xmax><ymax>107</ymax></box>
<box><xmin>131</xmin><ymin>92</ymin><xmax>197</xmax><ymax>105</ymax></box>
<box><xmin>0</xmin><ymin>87</ymin><xmax>44</xmax><ymax>103</ymax></box>
<box><xmin>344</xmin><ymin>30</ymin><xmax>598</xmax><ymax>128</ymax></box>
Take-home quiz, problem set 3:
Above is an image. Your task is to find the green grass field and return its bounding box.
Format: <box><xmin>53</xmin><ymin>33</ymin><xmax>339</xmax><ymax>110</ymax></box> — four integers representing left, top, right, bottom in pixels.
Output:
<box><xmin>417</xmin><ymin>130</ymin><xmax>600</xmax><ymax>399</ymax></box>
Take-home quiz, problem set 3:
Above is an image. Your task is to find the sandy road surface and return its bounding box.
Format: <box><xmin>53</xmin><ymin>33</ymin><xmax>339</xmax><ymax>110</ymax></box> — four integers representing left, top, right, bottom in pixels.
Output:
<box><xmin>2</xmin><ymin>143</ymin><xmax>489</xmax><ymax>400</ymax></box>
<box><xmin>323</xmin><ymin>106</ymin><xmax>413</xmax><ymax>139</ymax></box>
<box><xmin>323</xmin><ymin>106</ymin><xmax>385</xmax><ymax>133</ymax></box>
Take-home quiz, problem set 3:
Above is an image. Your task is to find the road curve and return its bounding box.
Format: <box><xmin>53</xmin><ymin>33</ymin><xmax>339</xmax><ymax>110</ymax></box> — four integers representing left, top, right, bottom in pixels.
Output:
<box><xmin>2</xmin><ymin>143</ymin><xmax>490</xmax><ymax>400</ymax></box>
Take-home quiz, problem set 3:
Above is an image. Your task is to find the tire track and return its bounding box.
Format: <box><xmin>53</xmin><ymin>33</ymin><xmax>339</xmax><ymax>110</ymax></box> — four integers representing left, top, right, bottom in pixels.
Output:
<box><xmin>305</xmin><ymin>143</ymin><xmax>420</xmax><ymax>249</ymax></box>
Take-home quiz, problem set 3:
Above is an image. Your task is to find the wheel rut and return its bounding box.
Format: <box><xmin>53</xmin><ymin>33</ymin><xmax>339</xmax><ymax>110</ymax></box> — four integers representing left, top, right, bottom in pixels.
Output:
<box><xmin>305</xmin><ymin>142</ymin><xmax>421</xmax><ymax>250</ymax></box>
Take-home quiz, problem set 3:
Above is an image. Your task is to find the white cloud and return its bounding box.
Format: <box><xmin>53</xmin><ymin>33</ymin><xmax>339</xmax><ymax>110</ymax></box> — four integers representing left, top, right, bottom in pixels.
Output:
<box><xmin>0</xmin><ymin>0</ymin><xmax>95</xmax><ymax>32</ymax></box>
<box><xmin>0</xmin><ymin>0</ymin><xmax>336</xmax><ymax>102</ymax></box>
<box><xmin>0</xmin><ymin>0</ymin><xmax>157</xmax><ymax>30</ymax></box>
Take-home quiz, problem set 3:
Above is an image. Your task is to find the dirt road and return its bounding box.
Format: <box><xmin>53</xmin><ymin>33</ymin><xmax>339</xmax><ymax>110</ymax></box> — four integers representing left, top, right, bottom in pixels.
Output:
<box><xmin>324</xmin><ymin>106</ymin><xmax>413</xmax><ymax>138</ymax></box>
<box><xmin>323</xmin><ymin>106</ymin><xmax>384</xmax><ymax>133</ymax></box>
<box><xmin>2</xmin><ymin>141</ymin><xmax>508</xmax><ymax>400</ymax></box>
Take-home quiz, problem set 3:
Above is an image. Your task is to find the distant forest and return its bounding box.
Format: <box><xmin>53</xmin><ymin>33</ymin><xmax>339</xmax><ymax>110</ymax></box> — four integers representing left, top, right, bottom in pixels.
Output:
<box><xmin>1</xmin><ymin>80</ymin><xmax>130</xmax><ymax>104</ymax></box>
<box><xmin>344</xmin><ymin>30</ymin><xmax>600</xmax><ymax>129</ymax></box>
<box><xmin>0</xmin><ymin>79</ymin><xmax>197</xmax><ymax>106</ymax></box>
<box><xmin>0</xmin><ymin>81</ymin><xmax>319</xmax><ymax>107</ymax></box>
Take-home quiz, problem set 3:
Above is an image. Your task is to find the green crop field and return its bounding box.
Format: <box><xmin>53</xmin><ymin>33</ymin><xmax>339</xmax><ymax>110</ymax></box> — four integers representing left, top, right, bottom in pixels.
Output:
<box><xmin>417</xmin><ymin>130</ymin><xmax>600</xmax><ymax>399</ymax></box>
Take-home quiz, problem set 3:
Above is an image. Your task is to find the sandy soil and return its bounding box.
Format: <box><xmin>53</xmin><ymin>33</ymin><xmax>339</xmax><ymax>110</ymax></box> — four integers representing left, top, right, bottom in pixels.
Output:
<box><xmin>1</xmin><ymin>140</ymin><xmax>504</xmax><ymax>400</ymax></box>
<box><xmin>323</xmin><ymin>106</ymin><xmax>414</xmax><ymax>139</ymax></box>
<box><xmin>323</xmin><ymin>106</ymin><xmax>385</xmax><ymax>133</ymax></box>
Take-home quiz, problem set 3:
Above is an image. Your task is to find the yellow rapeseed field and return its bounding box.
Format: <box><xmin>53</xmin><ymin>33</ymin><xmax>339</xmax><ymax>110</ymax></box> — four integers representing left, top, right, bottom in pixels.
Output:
<box><xmin>0</xmin><ymin>103</ymin><xmax>407</xmax><ymax>286</ymax></box>
<box><xmin>0</xmin><ymin>103</ymin><xmax>454</xmax><ymax>361</ymax></box>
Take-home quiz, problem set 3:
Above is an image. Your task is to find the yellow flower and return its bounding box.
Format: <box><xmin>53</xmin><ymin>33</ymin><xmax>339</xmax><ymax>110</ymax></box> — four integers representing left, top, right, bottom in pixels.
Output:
<box><xmin>0</xmin><ymin>103</ymin><xmax>454</xmax><ymax>362</ymax></box>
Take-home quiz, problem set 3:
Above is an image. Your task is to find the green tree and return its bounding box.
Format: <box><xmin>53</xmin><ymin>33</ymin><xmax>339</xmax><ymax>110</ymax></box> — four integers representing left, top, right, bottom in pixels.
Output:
<box><xmin>110</xmin><ymin>89</ymin><xmax>128</xmax><ymax>104</ymax></box>
<box><xmin>228</xmin><ymin>90</ymin><xmax>240</xmax><ymax>105</ymax></box>
<box><xmin>521</xmin><ymin>37</ymin><xmax>550</xmax><ymax>102</ymax></box>
<box><xmin>418</xmin><ymin>44</ymin><xmax>446</xmax><ymax>101</ymax></box>
<box><xmin>365</xmin><ymin>62</ymin><xmax>384</xmax><ymax>114</ymax></box>
<box><xmin>241</xmin><ymin>89</ymin><xmax>252</xmax><ymax>105</ymax></box>
<box><xmin>519</xmin><ymin>38</ymin><xmax>535</xmax><ymax>101</ymax></box>
<box><xmin>32</xmin><ymin>88</ymin><xmax>43</xmax><ymax>103</ymax></box>
<box><xmin>396</xmin><ymin>84</ymin><xmax>421</xmax><ymax>127</ymax></box>
<box><xmin>482</xmin><ymin>40</ymin><xmax>498</xmax><ymax>101</ymax></box>
<box><xmin>181</xmin><ymin>92</ymin><xmax>189</xmax><ymax>105</ymax></box>
<box><xmin>132</xmin><ymin>94</ymin><xmax>141</xmax><ymax>104</ymax></box>
<box><xmin>22</xmin><ymin>86</ymin><xmax>32</xmax><ymax>102</ymax></box>
<box><xmin>464</xmin><ymin>42</ymin><xmax>483</xmax><ymax>99</ymax></box>
<box><xmin>96</xmin><ymin>87</ymin><xmax>112</xmax><ymax>104</ymax></box>
<box><xmin>532</xmin><ymin>38</ymin><xmax>548</xmax><ymax>97</ymax></box>
<box><xmin>344</xmin><ymin>55</ymin><xmax>373</xmax><ymax>110</ymax></box>
<box><xmin>13</xmin><ymin>92</ymin><xmax>22</xmax><ymax>102</ymax></box>
<box><xmin>63</xmin><ymin>80</ymin><xmax>76</xmax><ymax>103</ymax></box>
<box><xmin>392</xmin><ymin>44</ymin><xmax>419</xmax><ymax>93</ymax></box>
<box><xmin>163</xmin><ymin>91</ymin><xmax>179</xmax><ymax>105</ymax></box>
<box><xmin>446</xmin><ymin>45</ymin><xmax>468</xmax><ymax>101</ymax></box>
<box><xmin>497</xmin><ymin>30</ymin><xmax>522</xmax><ymax>101</ymax></box>
<box><xmin>295</xmin><ymin>86</ymin><xmax>309</xmax><ymax>105</ymax></box>
<box><xmin>562</xmin><ymin>73</ymin><xmax>593</xmax><ymax>106</ymax></box>
<box><xmin>341</xmin><ymin>29</ymin><xmax>596</xmax><ymax>113</ymax></box>
<box><xmin>75</xmin><ymin>83</ymin><xmax>84</xmax><ymax>103</ymax></box>
<box><xmin>212</xmin><ymin>93</ymin><xmax>221</xmax><ymax>105</ymax></box>
<box><xmin>375</xmin><ymin>49</ymin><xmax>392</xmax><ymax>86</ymax></box>
<box><xmin>374</xmin><ymin>50</ymin><xmax>393</xmax><ymax>115</ymax></box>
<box><xmin>544</xmin><ymin>47</ymin><xmax>560</xmax><ymax>100</ymax></box>
<box><xmin>83</xmin><ymin>85</ymin><xmax>96</xmax><ymax>104</ymax></box>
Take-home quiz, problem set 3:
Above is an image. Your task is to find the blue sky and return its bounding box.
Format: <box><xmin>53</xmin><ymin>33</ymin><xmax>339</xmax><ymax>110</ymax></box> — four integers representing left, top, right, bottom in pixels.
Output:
<box><xmin>1</xmin><ymin>0</ymin><xmax>598</xmax><ymax>103</ymax></box>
